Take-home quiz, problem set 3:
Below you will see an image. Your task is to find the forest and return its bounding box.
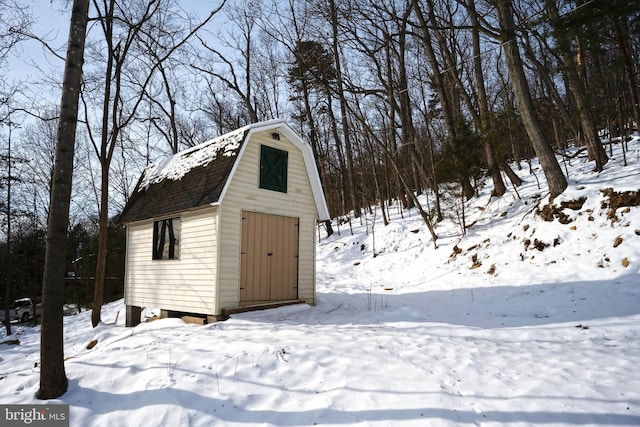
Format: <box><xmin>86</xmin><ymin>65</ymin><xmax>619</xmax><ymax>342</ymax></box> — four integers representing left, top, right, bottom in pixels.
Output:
<box><xmin>1</xmin><ymin>0</ymin><xmax>639</xmax><ymax>319</ymax></box>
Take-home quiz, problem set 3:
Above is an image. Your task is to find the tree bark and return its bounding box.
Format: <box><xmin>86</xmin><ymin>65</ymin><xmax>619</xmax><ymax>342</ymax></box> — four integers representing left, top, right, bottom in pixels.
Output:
<box><xmin>500</xmin><ymin>160</ymin><xmax>522</xmax><ymax>187</ymax></box>
<box><xmin>92</xmin><ymin>160</ymin><xmax>110</xmax><ymax>328</ymax></box>
<box><xmin>492</xmin><ymin>0</ymin><xmax>567</xmax><ymax>198</ymax></box>
<box><xmin>38</xmin><ymin>0</ymin><xmax>89</xmax><ymax>400</ymax></box>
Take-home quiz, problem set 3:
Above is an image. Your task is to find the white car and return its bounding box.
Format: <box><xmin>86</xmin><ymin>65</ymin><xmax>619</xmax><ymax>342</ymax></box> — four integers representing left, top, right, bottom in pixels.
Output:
<box><xmin>1</xmin><ymin>298</ymin><xmax>34</xmax><ymax>323</ymax></box>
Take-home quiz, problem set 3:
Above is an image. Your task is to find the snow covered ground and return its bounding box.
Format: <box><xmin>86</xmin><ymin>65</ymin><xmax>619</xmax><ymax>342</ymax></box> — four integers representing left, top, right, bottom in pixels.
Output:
<box><xmin>2</xmin><ymin>137</ymin><xmax>640</xmax><ymax>426</ymax></box>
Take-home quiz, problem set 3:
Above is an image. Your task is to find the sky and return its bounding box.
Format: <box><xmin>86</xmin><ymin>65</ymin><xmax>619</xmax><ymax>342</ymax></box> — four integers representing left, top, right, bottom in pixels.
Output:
<box><xmin>1</xmin><ymin>135</ymin><xmax>639</xmax><ymax>426</ymax></box>
<box><xmin>5</xmin><ymin>0</ymin><xmax>225</xmax><ymax>98</ymax></box>
<box><xmin>6</xmin><ymin>1</ymin><xmax>67</xmax><ymax>84</ymax></box>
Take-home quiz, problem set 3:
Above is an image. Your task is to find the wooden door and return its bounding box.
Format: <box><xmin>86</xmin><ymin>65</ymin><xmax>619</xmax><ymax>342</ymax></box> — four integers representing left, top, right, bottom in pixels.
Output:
<box><xmin>240</xmin><ymin>211</ymin><xmax>299</xmax><ymax>304</ymax></box>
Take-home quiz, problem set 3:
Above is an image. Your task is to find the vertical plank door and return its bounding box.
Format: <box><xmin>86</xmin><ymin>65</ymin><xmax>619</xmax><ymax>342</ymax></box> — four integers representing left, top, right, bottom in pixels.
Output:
<box><xmin>240</xmin><ymin>211</ymin><xmax>299</xmax><ymax>304</ymax></box>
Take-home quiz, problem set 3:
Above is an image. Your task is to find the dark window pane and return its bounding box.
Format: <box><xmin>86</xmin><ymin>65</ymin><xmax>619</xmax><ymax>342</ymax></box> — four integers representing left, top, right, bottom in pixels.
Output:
<box><xmin>259</xmin><ymin>145</ymin><xmax>288</xmax><ymax>193</ymax></box>
<box><xmin>153</xmin><ymin>217</ymin><xmax>180</xmax><ymax>260</ymax></box>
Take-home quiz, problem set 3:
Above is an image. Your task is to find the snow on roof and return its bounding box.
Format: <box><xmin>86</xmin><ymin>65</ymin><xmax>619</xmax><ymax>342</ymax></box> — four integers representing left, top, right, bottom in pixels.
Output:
<box><xmin>139</xmin><ymin>128</ymin><xmax>246</xmax><ymax>191</ymax></box>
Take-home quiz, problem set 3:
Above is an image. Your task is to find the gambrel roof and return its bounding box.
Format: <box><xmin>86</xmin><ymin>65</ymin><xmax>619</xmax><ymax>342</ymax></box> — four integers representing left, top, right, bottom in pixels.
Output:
<box><xmin>118</xmin><ymin>120</ymin><xmax>330</xmax><ymax>224</ymax></box>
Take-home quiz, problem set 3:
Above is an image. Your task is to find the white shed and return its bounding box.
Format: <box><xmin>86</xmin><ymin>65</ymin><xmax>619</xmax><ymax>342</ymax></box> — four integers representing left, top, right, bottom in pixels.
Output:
<box><xmin>118</xmin><ymin>120</ymin><xmax>330</xmax><ymax>325</ymax></box>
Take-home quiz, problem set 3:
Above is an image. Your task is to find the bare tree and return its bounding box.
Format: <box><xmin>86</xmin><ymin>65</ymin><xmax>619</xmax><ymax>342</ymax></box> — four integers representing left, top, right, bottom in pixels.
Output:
<box><xmin>1</xmin><ymin>111</ymin><xmax>20</xmax><ymax>337</ymax></box>
<box><xmin>411</xmin><ymin>0</ymin><xmax>476</xmax><ymax>200</ymax></box>
<box><xmin>87</xmin><ymin>0</ymin><xmax>222</xmax><ymax>327</ymax></box>
<box><xmin>193</xmin><ymin>0</ymin><xmax>261</xmax><ymax>126</ymax></box>
<box><xmin>37</xmin><ymin>0</ymin><xmax>90</xmax><ymax>400</ymax></box>
<box><xmin>325</xmin><ymin>0</ymin><xmax>360</xmax><ymax>218</ymax></box>
<box><xmin>467</xmin><ymin>0</ymin><xmax>507</xmax><ymax>196</ymax></box>
<box><xmin>490</xmin><ymin>0</ymin><xmax>567</xmax><ymax>198</ymax></box>
<box><xmin>17</xmin><ymin>111</ymin><xmax>59</xmax><ymax>220</ymax></box>
<box><xmin>0</xmin><ymin>0</ymin><xmax>33</xmax><ymax>67</ymax></box>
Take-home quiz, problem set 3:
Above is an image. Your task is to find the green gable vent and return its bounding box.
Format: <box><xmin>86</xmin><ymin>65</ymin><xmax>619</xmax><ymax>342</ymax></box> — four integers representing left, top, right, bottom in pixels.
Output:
<box><xmin>259</xmin><ymin>144</ymin><xmax>288</xmax><ymax>193</ymax></box>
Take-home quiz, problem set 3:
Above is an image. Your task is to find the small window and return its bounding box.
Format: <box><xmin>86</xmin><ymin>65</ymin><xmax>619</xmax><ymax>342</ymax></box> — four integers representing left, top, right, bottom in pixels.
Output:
<box><xmin>153</xmin><ymin>217</ymin><xmax>180</xmax><ymax>260</ymax></box>
<box><xmin>259</xmin><ymin>144</ymin><xmax>288</xmax><ymax>193</ymax></box>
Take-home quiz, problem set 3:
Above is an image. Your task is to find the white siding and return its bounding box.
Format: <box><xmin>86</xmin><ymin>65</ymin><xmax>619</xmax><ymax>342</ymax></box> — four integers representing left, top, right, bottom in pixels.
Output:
<box><xmin>217</xmin><ymin>130</ymin><xmax>319</xmax><ymax>311</ymax></box>
<box><xmin>125</xmin><ymin>207</ymin><xmax>219</xmax><ymax>315</ymax></box>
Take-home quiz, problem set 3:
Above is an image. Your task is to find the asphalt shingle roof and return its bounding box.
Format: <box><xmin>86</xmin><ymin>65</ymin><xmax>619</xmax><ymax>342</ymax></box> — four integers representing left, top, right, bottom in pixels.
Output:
<box><xmin>118</xmin><ymin>130</ymin><xmax>246</xmax><ymax>224</ymax></box>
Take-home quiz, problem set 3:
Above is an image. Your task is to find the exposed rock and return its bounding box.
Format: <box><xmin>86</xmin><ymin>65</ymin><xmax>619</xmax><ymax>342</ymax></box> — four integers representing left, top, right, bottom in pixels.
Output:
<box><xmin>533</xmin><ymin>239</ymin><xmax>549</xmax><ymax>251</ymax></box>
<box><xmin>613</xmin><ymin>236</ymin><xmax>623</xmax><ymax>248</ymax></box>
<box><xmin>523</xmin><ymin>238</ymin><xmax>550</xmax><ymax>251</ymax></box>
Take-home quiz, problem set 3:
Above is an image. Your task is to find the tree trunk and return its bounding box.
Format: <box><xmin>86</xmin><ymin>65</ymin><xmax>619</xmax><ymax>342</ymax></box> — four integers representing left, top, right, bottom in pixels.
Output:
<box><xmin>423</xmin><ymin>124</ymin><xmax>443</xmax><ymax>221</ymax></box>
<box><xmin>367</xmin><ymin>139</ymin><xmax>389</xmax><ymax>226</ymax></box>
<box><xmin>411</xmin><ymin>0</ymin><xmax>456</xmax><ymax>138</ymax></box>
<box><xmin>3</xmin><ymin>288</ymin><xmax>10</xmax><ymax>337</ymax></box>
<box><xmin>157</xmin><ymin>61</ymin><xmax>179</xmax><ymax>153</ymax></box>
<box><xmin>329</xmin><ymin>0</ymin><xmax>359</xmax><ymax>218</ymax></box>
<box><xmin>417</xmin><ymin>0</ymin><xmax>476</xmax><ymax>200</ymax></box>
<box><xmin>493</xmin><ymin>0</ymin><xmax>567</xmax><ymax>199</ymax></box>
<box><xmin>92</xmin><ymin>161</ymin><xmax>110</xmax><ymax>328</ymax></box>
<box><xmin>545</xmin><ymin>0</ymin><xmax>607</xmax><ymax>171</ymax></box>
<box><xmin>614</xmin><ymin>17</ymin><xmax>640</xmax><ymax>135</ymax></box>
<box><xmin>326</xmin><ymin>95</ymin><xmax>348</xmax><ymax>215</ymax></box>
<box><xmin>38</xmin><ymin>0</ymin><xmax>89</xmax><ymax>400</ymax></box>
<box><xmin>4</xmin><ymin>121</ymin><xmax>13</xmax><ymax>337</ymax></box>
<box><xmin>91</xmin><ymin>0</ymin><xmax>116</xmax><ymax>327</ymax></box>
<box><xmin>395</xmin><ymin>7</ymin><xmax>420</xmax><ymax>193</ymax></box>
<box><xmin>500</xmin><ymin>160</ymin><xmax>522</xmax><ymax>187</ymax></box>
<box><xmin>469</xmin><ymin>0</ymin><xmax>506</xmax><ymax>197</ymax></box>
<box><xmin>521</xmin><ymin>32</ymin><xmax>581</xmax><ymax>143</ymax></box>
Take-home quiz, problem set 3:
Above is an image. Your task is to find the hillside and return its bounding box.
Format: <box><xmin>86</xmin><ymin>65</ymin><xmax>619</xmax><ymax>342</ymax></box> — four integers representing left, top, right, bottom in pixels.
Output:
<box><xmin>1</xmin><ymin>137</ymin><xmax>639</xmax><ymax>427</ymax></box>
<box><xmin>318</xmin><ymin>139</ymin><xmax>640</xmax><ymax>328</ymax></box>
